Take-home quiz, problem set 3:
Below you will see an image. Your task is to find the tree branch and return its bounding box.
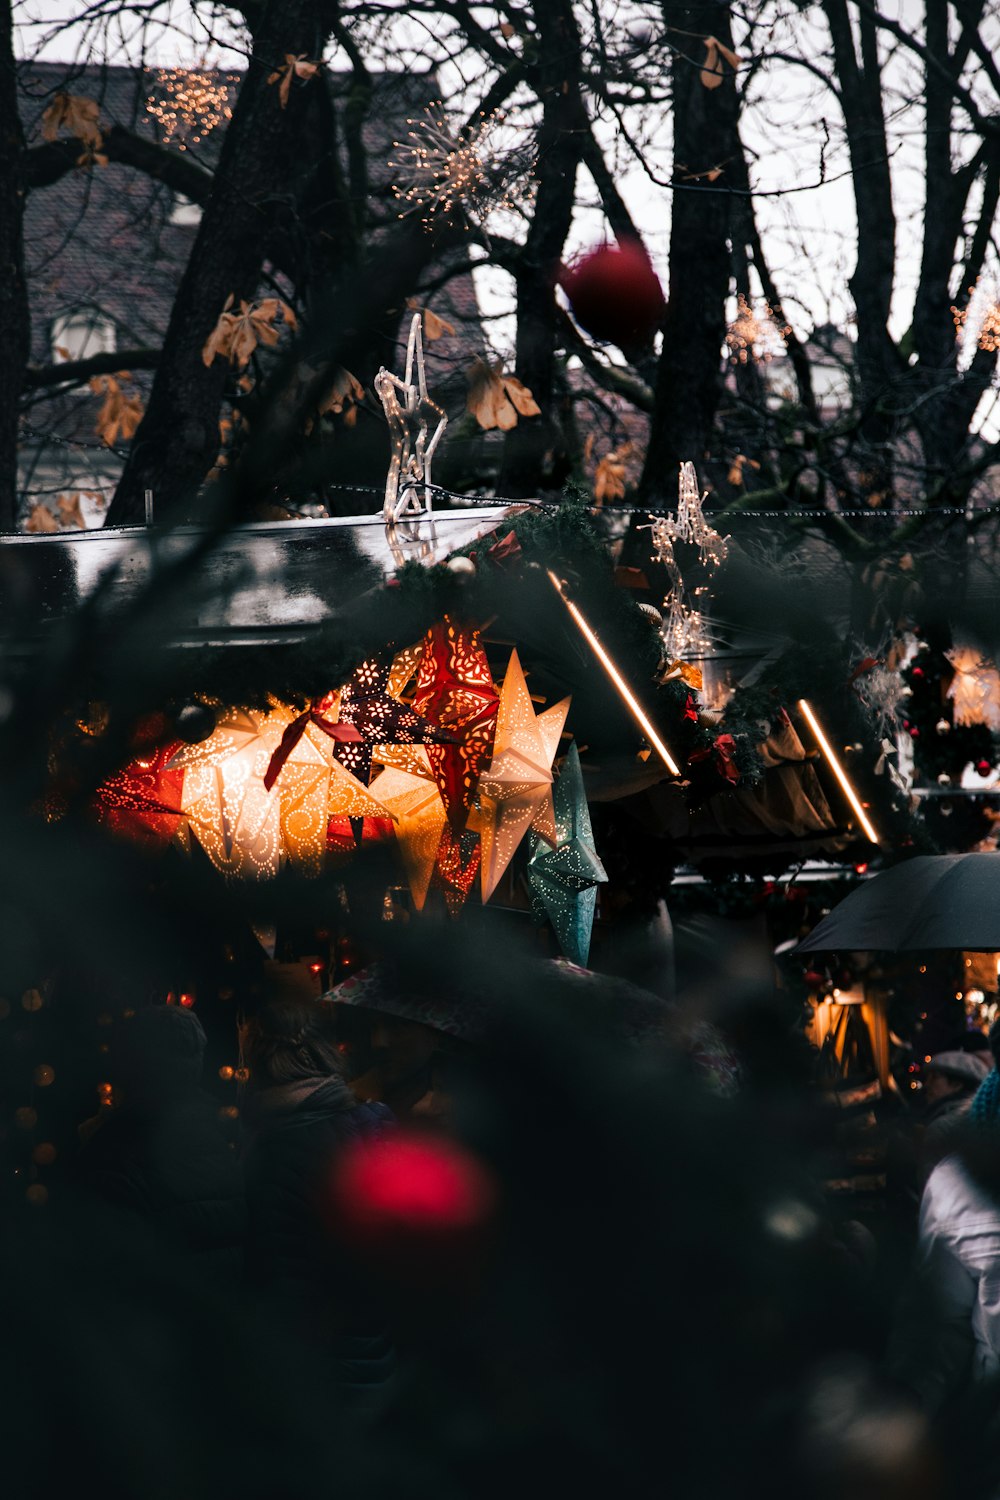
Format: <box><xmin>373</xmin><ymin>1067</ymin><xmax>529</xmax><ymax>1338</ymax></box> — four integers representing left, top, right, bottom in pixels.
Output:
<box><xmin>24</xmin><ymin>348</ymin><xmax>161</xmax><ymax>390</ymax></box>
<box><xmin>26</xmin><ymin>123</ymin><xmax>214</xmax><ymax>203</ymax></box>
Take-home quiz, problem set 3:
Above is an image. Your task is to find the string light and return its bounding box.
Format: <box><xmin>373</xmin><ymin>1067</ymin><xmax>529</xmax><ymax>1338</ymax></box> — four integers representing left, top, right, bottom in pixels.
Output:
<box><xmin>547</xmin><ymin>570</ymin><xmax>680</xmax><ymax>776</ymax></box>
<box><xmin>146</xmin><ymin>66</ymin><xmax>235</xmax><ymax>151</ymax></box>
<box><xmin>798</xmin><ymin>699</ymin><xmax>879</xmax><ymax>844</ymax></box>
<box><xmin>390</xmin><ymin>103</ymin><xmax>535</xmax><ymax>230</ymax></box>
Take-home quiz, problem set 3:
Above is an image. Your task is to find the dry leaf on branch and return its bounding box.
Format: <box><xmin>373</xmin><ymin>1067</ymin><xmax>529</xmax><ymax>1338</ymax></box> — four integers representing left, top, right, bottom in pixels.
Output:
<box><xmin>89</xmin><ymin>374</ymin><xmax>144</xmax><ymax>447</ymax></box>
<box><xmin>593</xmin><ymin>445</ymin><xmax>632</xmax><ymax>504</ymax></box>
<box><xmin>42</xmin><ymin>92</ymin><xmax>102</xmax><ymax>146</ymax></box>
<box><xmin>24</xmin><ymin>504</ymin><xmax>59</xmax><ymax>534</ymax></box>
<box><xmin>406</xmin><ymin>299</ymin><xmax>456</xmax><ymax>341</ymax></box>
<box><xmin>307</xmin><ymin>367</ymin><xmax>365</xmax><ymax>432</ymax></box>
<box><xmin>202</xmin><ymin>295</ymin><xmax>297</xmax><ymax>368</ymax></box>
<box><xmin>57</xmin><ymin>493</ymin><xmax>86</xmax><ymax>530</ymax></box>
<box><xmin>267</xmin><ymin>54</ymin><xmax>319</xmax><ymax>109</ymax></box>
<box><xmin>465</xmin><ymin>357</ymin><xmax>540</xmax><ymax>431</ymax></box>
<box><xmin>700</xmin><ymin>35</ymin><xmax>741</xmax><ymax>89</ymax></box>
<box><xmin>726</xmin><ymin>452</ymin><xmax>761</xmax><ymax>486</ymax></box>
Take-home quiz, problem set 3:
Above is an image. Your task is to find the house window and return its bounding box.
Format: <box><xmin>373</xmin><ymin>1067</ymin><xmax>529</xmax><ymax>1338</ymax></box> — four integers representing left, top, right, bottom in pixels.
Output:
<box><xmin>51</xmin><ymin>311</ymin><xmax>116</xmax><ymax>365</ymax></box>
<box><xmin>169</xmin><ymin>192</ymin><xmax>202</xmax><ymax>227</ymax></box>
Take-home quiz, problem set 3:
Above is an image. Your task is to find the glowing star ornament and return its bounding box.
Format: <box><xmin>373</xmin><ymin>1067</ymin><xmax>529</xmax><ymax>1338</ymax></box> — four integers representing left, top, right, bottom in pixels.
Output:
<box><xmin>528</xmin><ymin>743</ymin><xmax>607</xmax><ymax>967</ymax></box>
<box><xmin>375</xmin><ymin>314</ymin><xmax>447</xmax><ymax>523</ymax></box>
<box><xmin>333</xmin><ymin>654</ymin><xmax>454</xmax><ymax>789</ymax></box>
<box><xmin>370</xmin><ymin>760</ymin><xmax>447</xmax><ymax>911</ymax></box>
<box><xmin>472</xmin><ymin>650</ymin><xmax>570</xmax><ymax>902</ymax></box>
<box><xmin>412</xmin><ymin>621</ymin><xmax>499</xmax><ymax>827</ymax></box>
<box><xmin>172</xmin><ymin>705</ymin><xmax>391</xmax><ymax>878</ymax></box>
<box><xmin>649</xmin><ymin>462</ymin><xmax>728</xmax><ymax>666</ymax></box>
<box><xmin>93</xmin><ymin>740</ymin><xmax>191</xmax><ymax>851</ymax></box>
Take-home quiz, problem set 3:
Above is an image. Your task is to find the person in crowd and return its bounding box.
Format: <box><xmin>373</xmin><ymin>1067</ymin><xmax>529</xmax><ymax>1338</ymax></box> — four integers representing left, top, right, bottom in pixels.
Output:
<box><xmin>889</xmin><ymin>1023</ymin><xmax>1000</xmax><ymax>1411</ymax></box>
<box><xmin>240</xmin><ymin>999</ymin><xmax>395</xmax><ymax>1401</ymax></box>
<box><xmin>920</xmin><ymin>1049</ymin><xmax>991</xmax><ymax>1152</ymax></box>
<box><xmin>75</xmin><ymin>1003</ymin><xmax>245</xmax><ymax>1287</ymax></box>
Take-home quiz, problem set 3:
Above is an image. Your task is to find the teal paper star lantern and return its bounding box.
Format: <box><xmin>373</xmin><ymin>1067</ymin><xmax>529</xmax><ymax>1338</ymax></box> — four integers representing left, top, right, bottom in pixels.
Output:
<box><xmin>528</xmin><ymin>743</ymin><xmax>607</xmax><ymax>966</ymax></box>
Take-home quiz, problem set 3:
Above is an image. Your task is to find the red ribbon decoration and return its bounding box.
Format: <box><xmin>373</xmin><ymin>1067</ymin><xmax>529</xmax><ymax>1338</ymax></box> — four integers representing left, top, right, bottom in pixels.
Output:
<box><xmin>263</xmin><ymin>705</ymin><xmax>364</xmax><ymax>792</ymax></box>
<box><xmin>485</xmin><ymin>530</ymin><xmax>522</xmax><ymax>568</ymax></box>
<box><xmin>688</xmin><ymin>733</ymin><xmax>740</xmax><ymax>785</ymax></box>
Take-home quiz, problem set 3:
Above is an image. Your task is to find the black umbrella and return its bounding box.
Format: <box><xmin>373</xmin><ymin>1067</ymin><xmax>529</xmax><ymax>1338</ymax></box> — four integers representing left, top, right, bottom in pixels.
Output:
<box><xmin>795</xmin><ymin>853</ymin><xmax>1000</xmax><ymax>952</ymax></box>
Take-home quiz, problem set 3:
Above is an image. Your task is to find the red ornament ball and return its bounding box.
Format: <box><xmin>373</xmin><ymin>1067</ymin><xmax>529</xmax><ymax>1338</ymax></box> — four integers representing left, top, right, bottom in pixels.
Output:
<box><xmin>560</xmin><ymin>239</ymin><xmax>665</xmax><ymax>348</ymax></box>
<box><xmin>976</xmin><ymin>759</ymin><xmax>994</xmax><ymax>777</ymax></box>
<box><xmin>328</xmin><ymin>1133</ymin><xmax>497</xmax><ymax>1253</ymax></box>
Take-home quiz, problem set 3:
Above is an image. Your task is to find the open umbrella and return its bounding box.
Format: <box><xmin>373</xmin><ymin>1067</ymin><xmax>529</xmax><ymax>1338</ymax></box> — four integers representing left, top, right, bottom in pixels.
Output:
<box><xmin>796</xmin><ymin>853</ymin><xmax>1000</xmax><ymax>952</ymax></box>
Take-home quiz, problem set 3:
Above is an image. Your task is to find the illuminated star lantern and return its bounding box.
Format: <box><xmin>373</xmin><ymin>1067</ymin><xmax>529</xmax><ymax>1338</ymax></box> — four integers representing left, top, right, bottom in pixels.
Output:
<box><xmin>473</xmin><ymin>650</ymin><xmax>570</xmax><ymax>901</ymax></box>
<box><xmin>333</xmin><ymin>654</ymin><xmax>454</xmax><ymax>789</ymax></box>
<box><xmin>171</xmin><ymin>705</ymin><xmax>391</xmax><ymax>878</ymax></box>
<box><xmin>375</xmin><ymin>313</ymin><xmax>448</xmax><ymax>523</ymax></box>
<box><xmin>370</xmin><ymin>757</ymin><xmax>448</xmax><ymax>911</ymax></box>
<box><xmin>93</xmin><ymin>740</ymin><xmax>191</xmax><ymax>851</ymax></box>
<box><xmin>410</xmin><ymin>621</ymin><xmax>500</xmax><ymax>827</ymax></box>
<box><xmin>528</xmin><ymin>744</ymin><xmax>607</xmax><ymax>967</ymax></box>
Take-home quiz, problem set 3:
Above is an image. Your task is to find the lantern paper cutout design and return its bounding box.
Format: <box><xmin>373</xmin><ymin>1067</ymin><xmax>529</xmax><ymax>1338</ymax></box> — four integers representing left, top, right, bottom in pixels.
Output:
<box><xmin>472</xmin><ymin>649</ymin><xmax>570</xmax><ymax>901</ymax></box>
<box><xmin>411</xmin><ymin>621</ymin><xmax>500</xmax><ymax>827</ymax></box>
<box><xmin>369</xmin><ymin>758</ymin><xmax>448</xmax><ymax>911</ymax></box>
<box><xmin>171</xmin><ymin>705</ymin><xmax>391</xmax><ymax>878</ymax></box>
<box><xmin>527</xmin><ymin>743</ymin><xmax>607</xmax><ymax>967</ymax></box>
<box><xmin>333</xmin><ymin>655</ymin><xmax>453</xmax><ymax>789</ymax></box>
<box><xmin>93</xmin><ymin>740</ymin><xmax>191</xmax><ymax>850</ymax></box>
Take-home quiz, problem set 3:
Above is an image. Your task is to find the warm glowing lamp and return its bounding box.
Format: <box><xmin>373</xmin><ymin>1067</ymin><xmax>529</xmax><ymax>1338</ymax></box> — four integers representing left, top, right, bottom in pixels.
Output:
<box><xmin>547</xmin><ymin>571</ymin><xmax>679</xmax><ymax>775</ymax></box>
<box><xmin>798</xmin><ymin>699</ymin><xmax>878</xmax><ymax>844</ymax></box>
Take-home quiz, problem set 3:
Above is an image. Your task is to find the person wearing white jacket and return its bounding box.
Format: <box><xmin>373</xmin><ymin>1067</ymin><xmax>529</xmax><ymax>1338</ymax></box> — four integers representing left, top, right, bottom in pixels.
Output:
<box><xmin>890</xmin><ymin>1151</ymin><xmax>1000</xmax><ymax>1412</ymax></box>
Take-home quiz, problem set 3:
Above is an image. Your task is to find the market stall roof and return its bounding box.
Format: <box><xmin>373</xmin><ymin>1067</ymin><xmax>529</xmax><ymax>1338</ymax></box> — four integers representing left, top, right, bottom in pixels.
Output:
<box><xmin>0</xmin><ymin>507</ymin><xmax>514</xmax><ymax>647</ymax></box>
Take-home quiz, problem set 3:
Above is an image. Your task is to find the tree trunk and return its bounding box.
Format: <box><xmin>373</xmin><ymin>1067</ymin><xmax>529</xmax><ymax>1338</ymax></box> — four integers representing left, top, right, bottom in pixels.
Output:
<box><xmin>0</xmin><ymin>0</ymin><xmax>30</xmax><ymax>531</ymax></box>
<box><xmin>638</xmin><ymin>3</ymin><xmax>740</xmax><ymax>503</ymax></box>
<box><xmin>497</xmin><ymin>0</ymin><xmax>583</xmax><ymax>496</ymax></box>
<box><xmin>106</xmin><ymin>0</ymin><xmax>336</xmax><ymax>527</ymax></box>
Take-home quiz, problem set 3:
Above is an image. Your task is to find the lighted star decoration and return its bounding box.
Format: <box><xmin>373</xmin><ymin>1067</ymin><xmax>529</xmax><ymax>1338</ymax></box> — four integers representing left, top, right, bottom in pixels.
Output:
<box><xmin>369</xmin><ymin>759</ymin><xmax>447</xmax><ymax>912</ymax></box>
<box><xmin>470</xmin><ymin>650</ymin><xmax>570</xmax><ymax>901</ymax></box>
<box><xmin>528</xmin><ymin>743</ymin><xmax>607</xmax><ymax>968</ymax></box>
<box><xmin>375</xmin><ymin>313</ymin><xmax>448</xmax><ymax>523</ymax></box>
<box><xmin>649</xmin><ymin>461</ymin><xmax>729</xmax><ymax>665</ymax></box>
<box><xmin>170</xmin><ymin>704</ymin><xmax>391</xmax><ymax>878</ymax></box>
<box><xmin>333</xmin><ymin>653</ymin><xmax>453</xmax><ymax>789</ymax></box>
<box><xmin>408</xmin><ymin>620</ymin><xmax>499</xmax><ymax>827</ymax></box>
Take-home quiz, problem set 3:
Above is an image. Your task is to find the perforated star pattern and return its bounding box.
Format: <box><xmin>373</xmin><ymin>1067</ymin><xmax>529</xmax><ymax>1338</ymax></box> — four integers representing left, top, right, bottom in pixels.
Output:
<box><xmin>412</xmin><ymin>620</ymin><xmax>499</xmax><ymax>828</ymax></box>
<box><xmin>473</xmin><ymin>650</ymin><xmax>570</xmax><ymax>901</ymax></box>
<box><xmin>527</xmin><ymin>743</ymin><xmax>607</xmax><ymax>966</ymax></box>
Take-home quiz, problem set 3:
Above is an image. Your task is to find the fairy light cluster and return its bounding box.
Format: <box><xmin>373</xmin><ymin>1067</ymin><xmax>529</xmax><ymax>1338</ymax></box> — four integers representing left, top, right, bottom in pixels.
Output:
<box><xmin>953</xmin><ymin>280</ymin><xmax>1000</xmax><ymax>359</ymax></box>
<box><xmin>390</xmin><ymin>103</ymin><xmax>534</xmax><ymax>229</ymax></box>
<box><xmin>146</xmin><ymin>67</ymin><xmax>235</xmax><ymax>150</ymax></box>
<box><xmin>726</xmin><ymin>294</ymin><xmax>791</xmax><ymax>364</ymax></box>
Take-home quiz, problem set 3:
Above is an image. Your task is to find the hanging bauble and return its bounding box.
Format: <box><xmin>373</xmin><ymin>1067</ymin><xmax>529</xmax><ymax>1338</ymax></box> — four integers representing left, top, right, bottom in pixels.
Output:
<box><xmin>935</xmin><ymin>719</ymin><xmax>951</xmax><ymax>735</ymax></box>
<box><xmin>937</xmin><ymin>773</ymin><xmax>951</xmax><ymax>785</ymax></box>
<box><xmin>976</xmin><ymin>759</ymin><xmax>994</xmax><ymax>777</ymax></box>
<box><xmin>446</xmin><ymin>555</ymin><xmax>476</xmax><ymax>576</ymax></box>
<box><xmin>173</xmin><ymin>702</ymin><xmax>217</xmax><ymax>744</ymax></box>
<box><xmin>560</xmin><ymin>239</ymin><xmax>665</xmax><ymax>349</ymax></box>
